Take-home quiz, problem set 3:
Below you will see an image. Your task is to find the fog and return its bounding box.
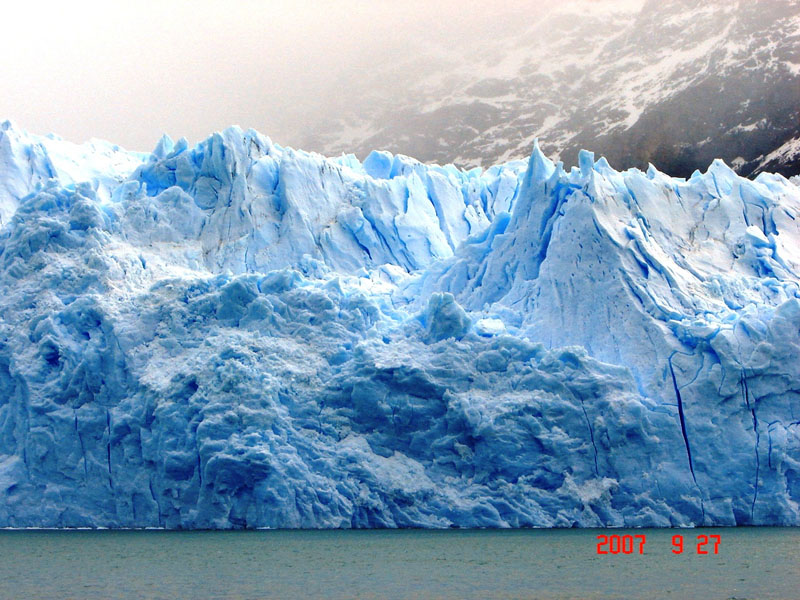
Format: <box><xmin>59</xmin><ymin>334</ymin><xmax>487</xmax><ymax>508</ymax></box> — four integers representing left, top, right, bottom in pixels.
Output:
<box><xmin>1</xmin><ymin>0</ymin><xmax>643</xmax><ymax>152</ymax></box>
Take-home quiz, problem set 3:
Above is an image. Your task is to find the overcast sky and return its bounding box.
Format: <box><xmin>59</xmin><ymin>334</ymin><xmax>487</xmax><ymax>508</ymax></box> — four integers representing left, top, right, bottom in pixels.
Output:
<box><xmin>1</xmin><ymin>1</ymin><xmax>643</xmax><ymax>152</ymax></box>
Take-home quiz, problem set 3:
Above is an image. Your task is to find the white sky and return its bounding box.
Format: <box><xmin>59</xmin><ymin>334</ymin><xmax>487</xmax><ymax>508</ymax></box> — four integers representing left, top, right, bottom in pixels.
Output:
<box><xmin>1</xmin><ymin>1</ymin><xmax>644</xmax><ymax>152</ymax></box>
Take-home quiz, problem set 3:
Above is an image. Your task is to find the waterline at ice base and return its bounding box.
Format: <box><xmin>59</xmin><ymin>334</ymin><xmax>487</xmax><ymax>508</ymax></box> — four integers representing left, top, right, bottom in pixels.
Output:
<box><xmin>0</xmin><ymin>121</ymin><xmax>799</xmax><ymax>529</ymax></box>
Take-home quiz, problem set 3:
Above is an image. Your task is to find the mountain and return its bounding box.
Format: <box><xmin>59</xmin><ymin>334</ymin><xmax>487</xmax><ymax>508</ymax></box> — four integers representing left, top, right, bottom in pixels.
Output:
<box><xmin>301</xmin><ymin>0</ymin><xmax>800</xmax><ymax>178</ymax></box>
<box><xmin>0</xmin><ymin>121</ymin><xmax>799</xmax><ymax>528</ymax></box>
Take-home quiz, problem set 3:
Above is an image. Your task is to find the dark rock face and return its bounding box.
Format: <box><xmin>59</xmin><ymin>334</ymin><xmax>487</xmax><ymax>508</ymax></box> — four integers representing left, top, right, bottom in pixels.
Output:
<box><xmin>302</xmin><ymin>0</ymin><xmax>800</xmax><ymax>178</ymax></box>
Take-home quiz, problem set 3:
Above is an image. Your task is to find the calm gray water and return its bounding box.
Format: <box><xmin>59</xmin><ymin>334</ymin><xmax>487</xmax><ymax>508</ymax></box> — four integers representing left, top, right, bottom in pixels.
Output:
<box><xmin>0</xmin><ymin>528</ymin><xmax>797</xmax><ymax>599</ymax></box>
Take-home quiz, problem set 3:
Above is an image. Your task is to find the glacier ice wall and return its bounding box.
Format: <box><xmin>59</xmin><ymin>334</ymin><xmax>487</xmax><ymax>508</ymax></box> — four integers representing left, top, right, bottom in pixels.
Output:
<box><xmin>0</xmin><ymin>120</ymin><xmax>799</xmax><ymax>528</ymax></box>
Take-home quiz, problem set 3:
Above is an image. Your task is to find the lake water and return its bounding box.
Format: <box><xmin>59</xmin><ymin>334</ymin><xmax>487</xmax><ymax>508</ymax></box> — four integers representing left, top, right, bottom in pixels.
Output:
<box><xmin>0</xmin><ymin>528</ymin><xmax>797</xmax><ymax>599</ymax></box>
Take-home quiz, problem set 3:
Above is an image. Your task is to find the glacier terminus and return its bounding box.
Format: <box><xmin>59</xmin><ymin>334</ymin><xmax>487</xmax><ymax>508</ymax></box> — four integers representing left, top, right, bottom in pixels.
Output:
<box><xmin>0</xmin><ymin>120</ymin><xmax>799</xmax><ymax>528</ymax></box>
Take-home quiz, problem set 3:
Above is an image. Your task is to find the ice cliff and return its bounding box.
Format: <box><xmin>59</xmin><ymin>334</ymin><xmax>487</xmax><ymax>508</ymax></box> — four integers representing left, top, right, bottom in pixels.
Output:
<box><xmin>0</xmin><ymin>120</ymin><xmax>799</xmax><ymax>528</ymax></box>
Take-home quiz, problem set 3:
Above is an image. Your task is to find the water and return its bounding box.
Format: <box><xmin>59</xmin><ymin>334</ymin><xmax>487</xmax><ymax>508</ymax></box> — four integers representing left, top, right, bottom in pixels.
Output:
<box><xmin>0</xmin><ymin>528</ymin><xmax>797</xmax><ymax>599</ymax></box>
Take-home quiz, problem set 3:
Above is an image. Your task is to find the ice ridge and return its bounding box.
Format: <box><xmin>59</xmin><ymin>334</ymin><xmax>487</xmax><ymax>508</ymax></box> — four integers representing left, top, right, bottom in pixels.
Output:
<box><xmin>0</xmin><ymin>122</ymin><xmax>798</xmax><ymax>528</ymax></box>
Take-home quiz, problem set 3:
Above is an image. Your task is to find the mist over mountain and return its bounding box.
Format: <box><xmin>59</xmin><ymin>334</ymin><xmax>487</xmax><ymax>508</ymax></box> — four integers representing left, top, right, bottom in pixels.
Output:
<box><xmin>301</xmin><ymin>0</ymin><xmax>800</xmax><ymax>178</ymax></box>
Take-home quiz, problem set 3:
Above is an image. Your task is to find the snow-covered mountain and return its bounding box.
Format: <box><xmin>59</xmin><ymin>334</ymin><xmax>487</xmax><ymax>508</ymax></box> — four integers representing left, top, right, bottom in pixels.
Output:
<box><xmin>302</xmin><ymin>0</ymin><xmax>800</xmax><ymax>178</ymax></box>
<box><xmin>0</xmin><ymin>121</ymin><xmax>799</xmax><ymax>528</ymax></box>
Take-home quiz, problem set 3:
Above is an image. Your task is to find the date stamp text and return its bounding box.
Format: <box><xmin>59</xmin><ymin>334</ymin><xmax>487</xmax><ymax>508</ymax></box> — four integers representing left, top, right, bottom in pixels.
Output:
<box><xmin>596</xmin><ymin>534</ymin><xmax>721</xmax><ymax>555</ymax></box>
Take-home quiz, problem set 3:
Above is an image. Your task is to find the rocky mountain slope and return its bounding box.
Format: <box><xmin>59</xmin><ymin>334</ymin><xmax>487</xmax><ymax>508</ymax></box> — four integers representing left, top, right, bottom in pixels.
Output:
<box><xmin>302</xmin><ymin>0</ymin><xmax>800</xmax><ymax>178</ymax></box>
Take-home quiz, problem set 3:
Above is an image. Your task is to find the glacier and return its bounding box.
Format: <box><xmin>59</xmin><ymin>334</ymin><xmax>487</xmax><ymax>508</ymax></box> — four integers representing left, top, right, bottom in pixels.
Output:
<box><xmin>0</xmin><ymin>119</ymin><xmax>799</xmax><ymax>528</ymax></box>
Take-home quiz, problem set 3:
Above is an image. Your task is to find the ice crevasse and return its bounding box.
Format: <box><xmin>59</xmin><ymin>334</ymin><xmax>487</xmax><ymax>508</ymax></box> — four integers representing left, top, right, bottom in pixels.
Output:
<box><xmin>0</xmin><ymin>120</ymin><xmax>799</xmax><ymax>528</ymax></box>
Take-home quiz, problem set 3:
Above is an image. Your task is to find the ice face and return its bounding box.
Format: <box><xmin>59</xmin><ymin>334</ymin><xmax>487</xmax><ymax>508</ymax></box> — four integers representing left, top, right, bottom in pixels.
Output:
<box><xmin>0</xmin><ymin>122</ymin><xmax>798</xmax><ymax>528</ymax></box>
